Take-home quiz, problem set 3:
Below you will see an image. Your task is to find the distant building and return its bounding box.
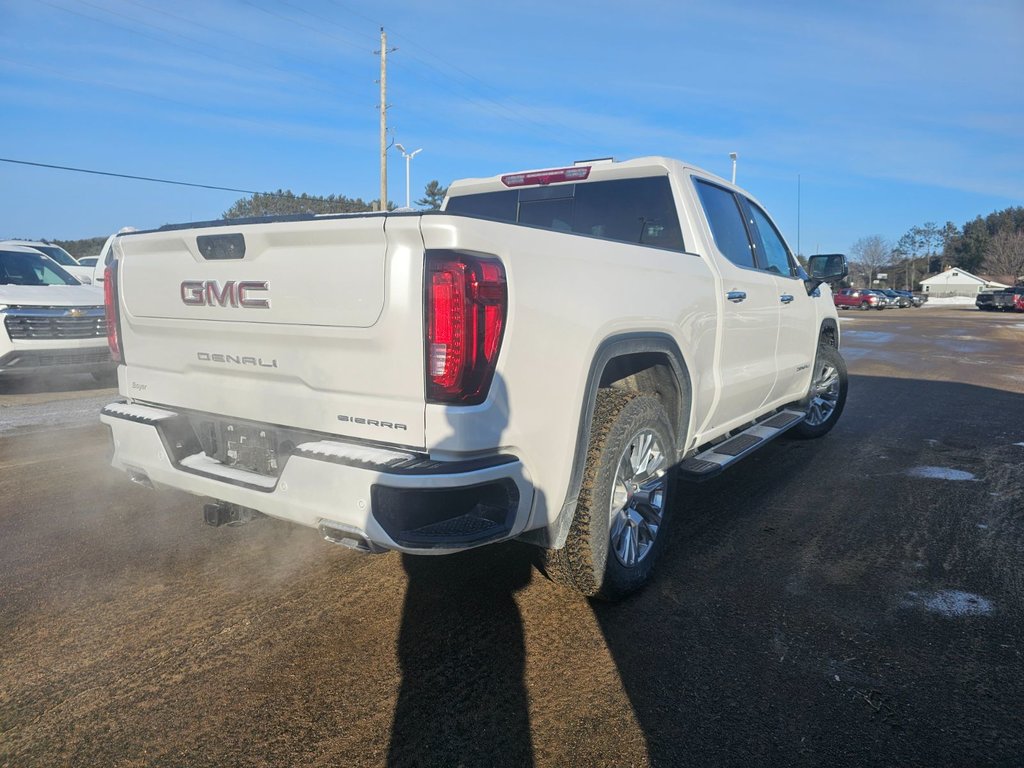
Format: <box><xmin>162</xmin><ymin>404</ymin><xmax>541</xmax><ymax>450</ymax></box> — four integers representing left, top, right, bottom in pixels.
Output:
<box><xmin>919</xmin><ymin>268</ymin><xmax>1009</xmax><ymax>298</ymax></box>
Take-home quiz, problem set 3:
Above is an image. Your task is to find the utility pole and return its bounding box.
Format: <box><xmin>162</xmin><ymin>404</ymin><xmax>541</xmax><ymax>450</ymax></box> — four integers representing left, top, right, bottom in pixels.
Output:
<box><xmin>375</xmin><ymin>27</ymin><xmax>396</xmax><ymax>210</ymax></box>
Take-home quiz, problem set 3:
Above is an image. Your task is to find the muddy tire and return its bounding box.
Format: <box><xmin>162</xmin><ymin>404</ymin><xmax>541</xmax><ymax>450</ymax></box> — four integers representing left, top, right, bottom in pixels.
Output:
<box><xmin>542</xmin><ymin>390</ymin><xmax>676</xmax><ymax>601</ymax></box>
<box><xmin>790</xmin><ymin>343</ymin><xmax>848</xmax><ymax>439</ymax></box>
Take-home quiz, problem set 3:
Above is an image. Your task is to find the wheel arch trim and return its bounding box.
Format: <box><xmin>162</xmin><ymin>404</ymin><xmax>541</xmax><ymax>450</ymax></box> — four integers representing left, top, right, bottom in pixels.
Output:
<box><xmin>521</xmin><ymin>332</ymin><xmax>692</xmax><ymax>549</ymax></box>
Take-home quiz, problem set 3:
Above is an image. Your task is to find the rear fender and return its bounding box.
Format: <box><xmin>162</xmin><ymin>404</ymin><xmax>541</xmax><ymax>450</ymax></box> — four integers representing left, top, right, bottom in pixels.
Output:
<box><xmin>520</xmin><ymin>333</ymin><xmax>691</xmax><ymax>549</ymax></box>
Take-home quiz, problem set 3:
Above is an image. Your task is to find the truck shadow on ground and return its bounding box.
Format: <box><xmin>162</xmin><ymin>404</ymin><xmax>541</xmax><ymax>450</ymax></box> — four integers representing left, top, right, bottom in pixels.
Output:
<box><xmin>387</xmin><ymin>545</ymin><xmax>535</xmax><ymax>767</ymax></box>
<box><xmin>386</xmin><ymin>376</ymin><xmax>1024</xmax><ymax>768</ymax></box>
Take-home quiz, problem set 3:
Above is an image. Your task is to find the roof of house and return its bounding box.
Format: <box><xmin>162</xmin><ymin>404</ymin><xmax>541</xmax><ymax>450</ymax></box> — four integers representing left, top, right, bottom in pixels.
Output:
<box><xmin>920</xmin><ymin>268</ymin><xmax>987</xmax><ymax>285</ymax></box>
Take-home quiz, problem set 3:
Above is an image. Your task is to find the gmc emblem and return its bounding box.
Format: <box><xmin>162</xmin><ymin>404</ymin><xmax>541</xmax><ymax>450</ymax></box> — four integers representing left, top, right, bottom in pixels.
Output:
<box><xmin>180</xmin><ymin>280</ymin><xmax>270</xmax><ymax>309</ymax></box>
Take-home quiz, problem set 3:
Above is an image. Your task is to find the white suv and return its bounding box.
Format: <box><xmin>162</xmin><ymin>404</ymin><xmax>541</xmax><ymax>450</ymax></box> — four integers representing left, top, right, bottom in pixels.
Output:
<box><xmin>0</xmin><ymin>244</ymin><xmax>114</xmax><ymax>380</ymax></box>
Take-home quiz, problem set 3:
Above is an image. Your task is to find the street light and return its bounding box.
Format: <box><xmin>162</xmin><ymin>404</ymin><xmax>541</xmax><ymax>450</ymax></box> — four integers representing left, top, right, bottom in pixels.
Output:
<box><xmin>395</xmin><ymin>143</ymin><xmax>423</xmax><ymax>208</ymax></box>
<box><xmin>729</xmin><ymin>152</ymin><xmax>738</xmax><ymax>185</ymax></box>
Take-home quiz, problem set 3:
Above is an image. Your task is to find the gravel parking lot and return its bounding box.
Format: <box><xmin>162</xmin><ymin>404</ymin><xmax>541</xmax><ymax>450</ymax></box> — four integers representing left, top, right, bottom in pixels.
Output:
<box><xmin>1</xmin><ymin>306</ymin><xmax>1022</xmax><ymax>767</ymax></box>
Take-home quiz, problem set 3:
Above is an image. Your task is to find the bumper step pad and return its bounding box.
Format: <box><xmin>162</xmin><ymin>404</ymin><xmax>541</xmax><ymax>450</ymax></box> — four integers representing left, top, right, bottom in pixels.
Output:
<box><xmin>679</xmin><ymin>408</ymin><xmax>806</xmax><ymax>482</ymax></box>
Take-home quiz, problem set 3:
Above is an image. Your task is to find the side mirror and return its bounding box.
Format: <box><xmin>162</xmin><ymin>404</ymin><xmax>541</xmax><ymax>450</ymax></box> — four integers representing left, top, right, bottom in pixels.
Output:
<box><xmin>805</xmin><ymin>253</ymin><xmax>848</xmax><ymax>295</ymax></box>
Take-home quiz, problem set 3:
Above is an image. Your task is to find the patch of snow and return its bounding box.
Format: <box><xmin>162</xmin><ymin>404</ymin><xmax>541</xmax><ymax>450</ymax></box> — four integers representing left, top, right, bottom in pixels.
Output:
<box><xmin>921</xmin><ymin>296</ymin><xmax>977</xmax><ymax>306</ymax></box>
<box><xmin>1013</xmin><ymin>442</ymin><xmax>1024</xmax><ymax>447</ymax></box>
<box><xmin>977</xmin><ymin>524</ymin><xmax>989</xmax><ymax>530</ymax></box>
<box><xmin>905</xmin><ymin>466</ymin><xmax>977</xmax><ymax>481</ymax></box>
<box><xmin>179</xmin><ymin>452</ymin><xmax>278</xmax><ymax>489</ymax></box>
<box><xmin>841</xmin><ymin>330</ymin><xmax>895</xmax><ymax>343</ymax></box>
<box><xmin>922</xmin><ymin>590</ymin><xmax>994</xmax><ymax>617</ymax></box>
<box><xmin>297</xmin><ymin>440</ymin><xmax>414</xmax><ymax>465</ymax></box>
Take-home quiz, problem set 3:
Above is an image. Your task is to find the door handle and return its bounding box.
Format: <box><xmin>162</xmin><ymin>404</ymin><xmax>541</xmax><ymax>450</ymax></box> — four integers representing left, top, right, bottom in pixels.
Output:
<box><xmin>780</xmin><ymin>294</ymin><xmax>795</xmax><ymax>304</ymax></box>
<box><xmin>726</xmin><ymin>291</ymin><xmax>747</xmax><ymax>303</ymax></box>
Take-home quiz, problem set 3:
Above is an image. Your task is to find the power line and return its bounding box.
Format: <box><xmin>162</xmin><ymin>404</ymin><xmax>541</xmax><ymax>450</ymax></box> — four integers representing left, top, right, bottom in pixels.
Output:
<box><xmin>0</xmin><ymin>157</ymin><xmax>268</xmax><ymax>196</ymax></box>
<box><xmin>239</xmin><ymin>0</ymin><xmax>373</xmax><ymax>52</ymax></box>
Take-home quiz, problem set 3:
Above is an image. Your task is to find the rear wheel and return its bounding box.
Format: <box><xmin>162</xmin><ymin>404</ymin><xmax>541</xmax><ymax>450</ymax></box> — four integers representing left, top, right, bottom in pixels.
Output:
<box><xmin>790</xmin><ymin>343</ymin><xmax>848</xmax><ymax>439</ymax></box>
<box><xmin>542</xmin><ymin>390</ymin><xmax>676</xmax><ymax>600</ymax></box>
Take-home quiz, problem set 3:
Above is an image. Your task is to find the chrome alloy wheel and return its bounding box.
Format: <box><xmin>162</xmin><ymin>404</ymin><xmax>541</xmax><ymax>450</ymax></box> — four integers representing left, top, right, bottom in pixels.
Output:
<box><xmin>805</xmin><ymin>358</ymin><xmax>841</xmax><ymax>427</ymax></box>
<box><xmin>609</xmin><ymin>430</ymin><xmax>668</xmax><ymax>568</ymax></box>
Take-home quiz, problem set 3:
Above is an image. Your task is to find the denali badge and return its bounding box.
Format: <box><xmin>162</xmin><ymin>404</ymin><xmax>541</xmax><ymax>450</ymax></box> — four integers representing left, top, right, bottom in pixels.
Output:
<box><xmin>181</xmin><ymin>280</ymin><xmax>270</xmax><ymax>308</ymax></box>
<box><xmin>197</xmin><ymin>352</ymin><xmax>278</xmax><ymax>368</ymax></box>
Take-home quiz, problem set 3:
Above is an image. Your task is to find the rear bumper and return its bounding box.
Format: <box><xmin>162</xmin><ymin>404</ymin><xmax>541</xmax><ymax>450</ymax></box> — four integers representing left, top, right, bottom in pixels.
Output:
<box><xmin>100</xmin><ymin>401</ymin><xmax>534</xmax><ymax>554</ymax></box>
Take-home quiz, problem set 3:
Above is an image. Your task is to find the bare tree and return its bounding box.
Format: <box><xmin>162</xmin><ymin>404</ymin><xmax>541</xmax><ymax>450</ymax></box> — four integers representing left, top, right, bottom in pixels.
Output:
<box><xmin>982</xmin><ymin>229</ymin><xmax>1024</xmax><ymax>285</ymax></box>
<box><xmin>849</xmin><ymin>235</ymin><xmax>891</xmax><ymax>286</ymax></box>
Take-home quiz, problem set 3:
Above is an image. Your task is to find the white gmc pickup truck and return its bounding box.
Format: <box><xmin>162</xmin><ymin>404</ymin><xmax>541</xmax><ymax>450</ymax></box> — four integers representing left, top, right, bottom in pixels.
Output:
<box><xmin>101</xmin><ymin>156</ymin><xmax>848</xmax><ymax>599</ymax></box>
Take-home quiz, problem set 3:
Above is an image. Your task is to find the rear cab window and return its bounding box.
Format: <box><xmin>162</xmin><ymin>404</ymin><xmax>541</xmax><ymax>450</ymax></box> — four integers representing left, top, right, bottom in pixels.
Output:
<box><xmin>445</xmin><ymin>176</ymin><xmax>686</xmax><ymax>253</ymax></box>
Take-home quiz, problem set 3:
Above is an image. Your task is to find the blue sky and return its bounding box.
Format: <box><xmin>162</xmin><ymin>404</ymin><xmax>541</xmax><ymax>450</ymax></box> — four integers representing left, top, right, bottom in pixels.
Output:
<box><xmin>1</xmin><ymin>0</ymin><xmax>1021</xmax><ymax>254</ymax></box>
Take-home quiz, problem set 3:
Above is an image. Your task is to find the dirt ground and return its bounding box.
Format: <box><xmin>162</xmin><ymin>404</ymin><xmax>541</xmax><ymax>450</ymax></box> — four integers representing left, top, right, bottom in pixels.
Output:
<box><xmin>1</xmin><ymin>306</ymin><xmax>1023</xmax><ymax>767</ymax></box>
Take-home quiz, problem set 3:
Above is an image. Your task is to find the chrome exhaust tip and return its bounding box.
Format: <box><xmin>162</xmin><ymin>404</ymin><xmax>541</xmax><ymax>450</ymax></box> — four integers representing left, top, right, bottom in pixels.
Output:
<box><xmin>318</xmin><ymin>521</ymin><xmax>386</xmax><ymax>554</ymax></box>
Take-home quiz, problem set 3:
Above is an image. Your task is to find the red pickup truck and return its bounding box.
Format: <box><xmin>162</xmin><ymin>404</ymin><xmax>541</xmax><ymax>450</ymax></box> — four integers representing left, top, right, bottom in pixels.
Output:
<box><xmin>833</xmin><ymin>288</ymin><xmax>883</xmax><ymax>310</ymax></box>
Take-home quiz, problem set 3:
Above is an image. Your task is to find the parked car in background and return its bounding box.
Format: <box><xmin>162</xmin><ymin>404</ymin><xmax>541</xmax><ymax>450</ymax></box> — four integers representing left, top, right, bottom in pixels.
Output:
<box><xmin>833</xmin><ymin>288</ymin><xmax>883</xmax><ymax>310</ymax></box>
<box><xmin>0</xmin><ymin>239</ymin><xmax>94</xmax><ymax>284</ymax></box>
<box><xmin>865</xmin><ymin>289</ymin><xmax>898</xmax><ymax>309</ymax></box>
<box><xmin>78</xmin><ymin>256</ymin><xmax>100</xmax><ymax>268</ymax></box>
<box><xmin>976</xmin><ymin>286</ymin><xmax>1024</xmax><ymax>311</ymax></box>
<box><xmin>877</xmin><ymin>288</ymin><xmax>910</xmax><ymax>308</ymax></box>
<box><xmin>895</xmin><ymin>290</ymin><xmax>925</xmax><ymax>307</ymax></box>
<box><xmin>0</xmin><ymin>245</ymin><xmax>114</xmax><ymax>380</ymax></box>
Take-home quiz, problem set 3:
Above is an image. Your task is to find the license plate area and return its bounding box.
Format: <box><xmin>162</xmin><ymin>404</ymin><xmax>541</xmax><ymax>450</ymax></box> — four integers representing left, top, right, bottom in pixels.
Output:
<box><xmin>192</xmin><ymin>418</ymin><xmax>290</xmax><ymax>477</ymax></box>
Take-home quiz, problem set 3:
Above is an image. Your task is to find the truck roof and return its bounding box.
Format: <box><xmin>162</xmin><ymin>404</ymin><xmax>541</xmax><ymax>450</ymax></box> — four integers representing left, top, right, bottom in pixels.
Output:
<box><xmin>444</xmin><ymin>156</ymin><xmax>732</xmax><ymax>200</ymax></box>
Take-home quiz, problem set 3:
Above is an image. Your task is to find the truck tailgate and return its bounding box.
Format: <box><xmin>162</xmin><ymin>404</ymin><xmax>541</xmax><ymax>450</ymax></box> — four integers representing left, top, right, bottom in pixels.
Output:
<box><xmin>116</xmin><ymin>215</ymin><xmax>427</xmax><ymax>449</ymax></box>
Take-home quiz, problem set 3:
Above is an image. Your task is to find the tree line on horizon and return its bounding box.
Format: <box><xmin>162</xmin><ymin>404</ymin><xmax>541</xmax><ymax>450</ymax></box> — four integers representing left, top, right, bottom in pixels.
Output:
<box><xmin>220</xmin><ymin>179</ymin><xmax>449</xmax><ymax>219</ymax></box>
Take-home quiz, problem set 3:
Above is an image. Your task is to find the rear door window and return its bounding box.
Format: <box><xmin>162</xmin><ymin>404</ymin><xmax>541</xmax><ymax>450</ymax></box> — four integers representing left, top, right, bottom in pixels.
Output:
<box><xmin>693</xmin><ymin>179</ymin><xmax>755</xmax><ymax>268</ymax></box>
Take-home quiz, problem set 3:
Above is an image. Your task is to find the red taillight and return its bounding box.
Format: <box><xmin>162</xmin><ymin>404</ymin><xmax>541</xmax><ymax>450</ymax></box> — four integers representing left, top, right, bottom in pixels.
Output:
<box><xmin>425</xmin><ymin>252</ymin><xmax>507</xmax><ymax>405</ymax></box>
<box><xmin>103</xmin><ymin>262</ymin><xmax>122</xmax><ymax>363</ymax></box>
<box><xmin>501</xmin><ymin>165</ymin><xmax>590</xmax><ymax>187</ymax></box>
